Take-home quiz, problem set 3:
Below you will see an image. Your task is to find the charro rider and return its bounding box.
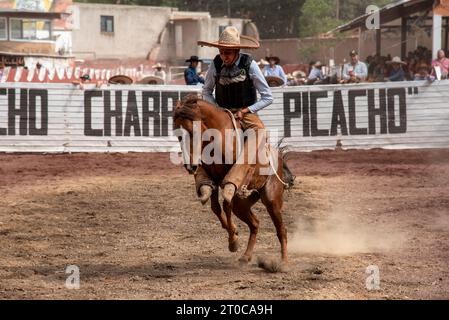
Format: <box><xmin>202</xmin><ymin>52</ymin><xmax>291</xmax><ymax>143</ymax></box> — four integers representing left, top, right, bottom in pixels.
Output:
<box><xmin>194</xmin><ymin>26</ymin><xmax>273</xmax><ymax>204</ymax></box>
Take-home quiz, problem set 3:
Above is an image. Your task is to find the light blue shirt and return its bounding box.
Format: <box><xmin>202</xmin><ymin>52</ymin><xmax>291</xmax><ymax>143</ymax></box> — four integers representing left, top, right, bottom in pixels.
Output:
<box><xmin>263</xmin><ymin>65</ymin><xmax>287</xmax><ymax>84</ymax></box>
<box><xmin>342</xmin><ymin>61</ymin><xmax>368</xmax><ymax>80</ymax></box>
<box><xmin>308</xmin><ymin>67</ymin><xmax>325</xmax><ymax>80</ymax></box>
<box><xmin>202</xmin><ymin>54</ymin><xmax>273</xmax><ymax>113</ymax></box>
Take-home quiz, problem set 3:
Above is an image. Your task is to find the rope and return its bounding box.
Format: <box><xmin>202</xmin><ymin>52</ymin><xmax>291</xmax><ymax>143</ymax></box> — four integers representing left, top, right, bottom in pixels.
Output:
<box><xmin>266</xmin><ymin>144</ymin><xmax>289</xmax><ymax>188</ymax></box>
<box><xmin>224</xmin><ymin>109</ymin><xmax>242</xmax><ymax>156</ymax></box>
<box><xmin>224</xmin><ymin>109</ymin><xmax>289</xmax><ymax>188</ymax></box>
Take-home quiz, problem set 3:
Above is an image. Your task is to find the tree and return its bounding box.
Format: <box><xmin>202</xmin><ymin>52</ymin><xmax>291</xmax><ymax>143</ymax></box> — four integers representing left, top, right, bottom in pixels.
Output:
<box><xmin>299</xmin><ymin>0</ymin><xmax>393</xmax><ymax>37</ymax></box>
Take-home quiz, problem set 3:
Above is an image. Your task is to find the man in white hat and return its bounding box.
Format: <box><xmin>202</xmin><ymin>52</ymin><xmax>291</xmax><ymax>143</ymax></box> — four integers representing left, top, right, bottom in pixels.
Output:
<box><xmin>385</xmin><ymin>57</ymin><xmax>406</xmax><ymax>82</ymax></box>
<box><xmin>152</xmin><ymin>63</ymin><xmax>166</xmax><ymax>82</ymax></box>
<box><xmin>196</xmin><ymin>26</ymin><xmax>273</xmax><ymax>204</ymax></box>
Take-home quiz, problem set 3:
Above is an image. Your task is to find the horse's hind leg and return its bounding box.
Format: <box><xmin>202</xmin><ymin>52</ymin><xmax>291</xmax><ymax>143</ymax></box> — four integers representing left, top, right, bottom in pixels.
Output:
<box><xmin>223</xmin><ymin>201</ymin><xmax>239</xmax><ymax>253</ymax></box>
<box><xmin>261</xmin><ymin>189</ymin><xmax>288</xmax><ymax>263</ymax></box>
<box><xmin>232</xmin><ymin>199</ymin><xmax>260</xmax><ymax>264</ymax></box>
<box><xmin>210</xmin><ymin>189</ymin><xmax>228</xmax><ymax>230</ymax></box>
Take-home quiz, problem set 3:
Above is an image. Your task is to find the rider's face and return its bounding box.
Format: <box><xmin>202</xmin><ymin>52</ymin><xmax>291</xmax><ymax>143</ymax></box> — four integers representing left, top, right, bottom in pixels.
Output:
<box><xmin>219</xmin><ymin>49</ymin><xmax>239</xmax><ymax>66</ymax></box>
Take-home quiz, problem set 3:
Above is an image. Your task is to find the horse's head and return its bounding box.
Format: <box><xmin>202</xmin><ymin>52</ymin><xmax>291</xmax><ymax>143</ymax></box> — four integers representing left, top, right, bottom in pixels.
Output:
<box><xmin>173</xmin><ymin>95</ymin><xmax>204</xmax><ymax>174</ymax></box>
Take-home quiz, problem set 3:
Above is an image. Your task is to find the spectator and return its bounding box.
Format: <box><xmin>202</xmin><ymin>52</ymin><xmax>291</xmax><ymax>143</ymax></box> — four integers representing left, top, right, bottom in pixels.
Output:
<box><xmin>414</xmin><ymin>63</ymin><xmax>436</xmax><ymax>82</ymax></box>
<box><xmin>308</xmin><ymin>61</ymin><xmax>325</xmax><ymax>83</ymax></box>
<box><xmin>431</xmin><ymin>49</ymin><xmax>449</xmax><ymax>79</ymax></box>
<box><xmin>385</xmin><ymin>57</ymin><xmax>406</xmax><ymax>82</ymax></box>
<box><xmin>342</xmin><ymin>50</ymin><xmax>368</xmax><ymax>83</ymax></box>
<box><xmin>184</xmin><ymin>56</ymin><xmax>205</xmax><ymax>85</ymax></box>
<box><xmin>287</xmin><ymin>70</ymin><xmax>307</xmax><ymax>86</ymax></box>
<box><xmin>263</xmin><ymin>55</ymin><xmax>287</xmax><ymax>85</ymax></box>
<box><xmin>370</xmin><ymin>56</ymin><xmax>388</xmax><ymax>82</ymax></box>
<box><xmin>152</xmin><ymin>63</ymin><xmax>167</xmax><ymax>82</ymax></box>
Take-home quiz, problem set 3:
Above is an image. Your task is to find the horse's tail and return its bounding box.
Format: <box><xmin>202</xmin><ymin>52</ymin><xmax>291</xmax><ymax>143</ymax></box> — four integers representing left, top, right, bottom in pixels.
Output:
<box><xmin>276</xmin><ymin>138</ymin><xmax>296</xmax><ymax>190</ymax></box>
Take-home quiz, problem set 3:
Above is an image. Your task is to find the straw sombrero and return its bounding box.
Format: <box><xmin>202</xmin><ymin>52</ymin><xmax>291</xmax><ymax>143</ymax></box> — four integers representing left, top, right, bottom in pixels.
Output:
<box><xmin>137</xmin><ymin>76</ymin><xmax>165</xmax><ymax>85</ymax></box>
<box><xmin>265</xmin><ymin>76</ymin><xmax>284</xmax><ymax>87</ymax></box>
<box><xmin>108</xmin><ymin>75</ymin><xmax>133</xmax><ymax>85</ymax></box>
<box><xmin>292</xmin><ymin>70</ymin><xmax>306</xmax><ymax>79</ymax></box>
<box><xmin>198</xmin><ymin>26</ymin><xmax>259</xmax><ymax>50</ymax></box>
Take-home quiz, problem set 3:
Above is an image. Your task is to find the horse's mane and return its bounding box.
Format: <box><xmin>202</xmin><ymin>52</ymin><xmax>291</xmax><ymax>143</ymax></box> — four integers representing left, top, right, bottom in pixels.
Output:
<box><xmin>173</xmin><ymin>94</ymin><xmax>201</xmax><ymax>122</ymax></box>
<box><xmin>174</xmin><ymin>94</ymin><xmax>224</xmax><ymax>123</ymax></box>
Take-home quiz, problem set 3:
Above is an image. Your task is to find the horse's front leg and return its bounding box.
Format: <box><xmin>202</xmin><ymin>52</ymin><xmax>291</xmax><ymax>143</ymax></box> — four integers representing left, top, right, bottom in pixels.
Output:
<box><xmin>223</xmin><ymin>201</ymin><xmax>239</xmax><ymax>253</ymax></box>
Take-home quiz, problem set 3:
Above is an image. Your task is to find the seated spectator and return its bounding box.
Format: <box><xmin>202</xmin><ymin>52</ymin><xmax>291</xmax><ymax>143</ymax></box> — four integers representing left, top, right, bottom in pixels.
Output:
<box><xmin>341</xmin><ymin>50</ymin><xmax>368</xmax><ymax>83</ymax></box>
<box><xmin>414</xmin><ymin>63</ymin><xmax>436</xmax><ymax>82</ymax></box>
<box><xmin>308</xmin><ymin>61</ymin><xmax>325</xmax><ymax>84</ymax></box>
<box><xmin>184</xmin><ymin>56</ymin><xmax>205</xmax><ymax>86</ymax></box>
<box><xmin>369</xmin><ymin>56</ymin><xmax>388</xmax><ymax>82</ymax></box>
<box><xmin>263</xmin><ymin>55</ymin><xmax>287</xmax><ymax>85</ymax></box>
<box><xmin>431</xmin><ymin>49</ymin><xmax>449</xmax><ymax>79</ymax></box>
<box><xmin>287</xmin><ymin>70</ymin><xmax>307</xmax><ymax>86</ymax></box>
<box><xmin>385</xmin><ymin>57</ymin><xmax>406</xmax><ymax>82</ymax></box>
<box><xmin>368</xmin><ymin>54</ymin><xmax>380</xmax><ymax>76</ymax></box>
<box><xmin>152</xmin><ymin>63</ymin><xmax>167</xmax><ymax>82</ymax></box>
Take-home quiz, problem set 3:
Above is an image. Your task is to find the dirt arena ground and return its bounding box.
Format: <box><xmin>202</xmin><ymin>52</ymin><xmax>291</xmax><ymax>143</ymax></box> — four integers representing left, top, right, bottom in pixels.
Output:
<box><xmin>0</xmin><ymin>149</ymin><xmax>448</xmax><ymax>300</ymax></box>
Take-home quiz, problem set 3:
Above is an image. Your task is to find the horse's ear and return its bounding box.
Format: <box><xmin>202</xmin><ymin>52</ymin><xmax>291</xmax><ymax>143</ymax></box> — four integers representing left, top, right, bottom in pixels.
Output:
<box><xmin>175</xmin><ymin>100</ymin><xmax>182</xmax><ymax>110</ymax></box>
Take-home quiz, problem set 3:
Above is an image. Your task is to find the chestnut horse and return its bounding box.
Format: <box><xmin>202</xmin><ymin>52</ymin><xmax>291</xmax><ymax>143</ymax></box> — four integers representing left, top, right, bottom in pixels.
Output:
<box><xmin>173</xmin><ymin>95</ymin><xmax>294</xmax><ymax>265</ymax></box>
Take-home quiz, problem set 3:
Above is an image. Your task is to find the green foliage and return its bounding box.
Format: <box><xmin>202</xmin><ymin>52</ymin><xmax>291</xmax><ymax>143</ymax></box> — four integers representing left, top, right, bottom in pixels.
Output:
<box><xmin>299</xmin><ymin>0</ymin><xmax>343</xmax><ymax>38</ymax></box>
<box><xmin>299</xmin><ymin>0</ymin><xmax>393</xmax><ymax>37</ymax></box>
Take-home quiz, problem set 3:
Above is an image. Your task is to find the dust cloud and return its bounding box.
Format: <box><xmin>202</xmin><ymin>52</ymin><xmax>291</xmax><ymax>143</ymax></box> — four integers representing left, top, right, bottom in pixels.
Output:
<box><xmin>289</xmin><ymin>211</ymin><xmax>406</xmax><ymax>256</ymax></box>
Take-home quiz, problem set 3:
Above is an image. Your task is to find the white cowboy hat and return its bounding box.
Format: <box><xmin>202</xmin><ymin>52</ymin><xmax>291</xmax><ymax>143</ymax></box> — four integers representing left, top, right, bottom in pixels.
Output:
<box><xmin>152</xmin><ymin>63</ymin><xmax>165</xmax><ymax>69</ymax></box>
<box><xmin>292</xmin><ymin>70</ymin><xmax>306</xmax><ymax>79</ymax></box>
<box><xmin>386</xmin><ymin>56</ymin><xmax>407</xmax><ymax>65</ymax></box>
<box><xmin>198</xmin><ymin>26</ymin><xmax>260</xmax><ymax>50</ymax></box>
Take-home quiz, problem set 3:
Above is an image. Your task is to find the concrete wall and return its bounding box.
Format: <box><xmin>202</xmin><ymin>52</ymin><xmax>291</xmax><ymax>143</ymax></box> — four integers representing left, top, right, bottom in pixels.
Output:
<box><xmin>71</xmin><ymin>3</ymin><xmax>175</xmax><ymax>60</ymax></box>
<box><xmin>71</xmin><ymin>4</ymin><xmax>257</xmax><ymax>65</ymax></box>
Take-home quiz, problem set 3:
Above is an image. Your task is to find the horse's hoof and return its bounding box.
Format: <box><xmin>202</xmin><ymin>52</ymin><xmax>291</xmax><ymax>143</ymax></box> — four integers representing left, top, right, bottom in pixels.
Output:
<box><xmin>228</xmin><ymin>239</ymin><xmax>239</xmax><ymax>253</ymax></box>
<box><xmin>239</xmin><ymin>255</ymin><xmax>251</xmax><ymax>264</ymax></box>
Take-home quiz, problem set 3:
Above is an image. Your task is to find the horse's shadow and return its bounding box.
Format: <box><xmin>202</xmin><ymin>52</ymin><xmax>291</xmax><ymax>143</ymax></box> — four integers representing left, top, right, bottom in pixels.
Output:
<box><xmin>0</xmin><ymin>254</ymin><xmax>257</xmax><ymax>284</ymax></box>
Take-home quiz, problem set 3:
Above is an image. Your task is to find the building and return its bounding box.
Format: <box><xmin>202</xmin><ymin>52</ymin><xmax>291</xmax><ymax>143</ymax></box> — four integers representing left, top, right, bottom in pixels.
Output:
<box><xmin>70</xmin><ymin>3</ymin><xmax>259</xmax><ymax>65</ymax></box>
<box><xmin>0</xmin><ymin>0</ymin><xmax>74</xmax><ymax>69</ymax></box>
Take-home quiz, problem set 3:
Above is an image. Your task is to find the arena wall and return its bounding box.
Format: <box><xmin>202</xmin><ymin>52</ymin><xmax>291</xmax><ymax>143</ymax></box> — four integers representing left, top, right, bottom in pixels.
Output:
<box><xmin>1</xmin><ymin>81</ymin><xmax>448</xmax><ymax>153</ymax></box>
